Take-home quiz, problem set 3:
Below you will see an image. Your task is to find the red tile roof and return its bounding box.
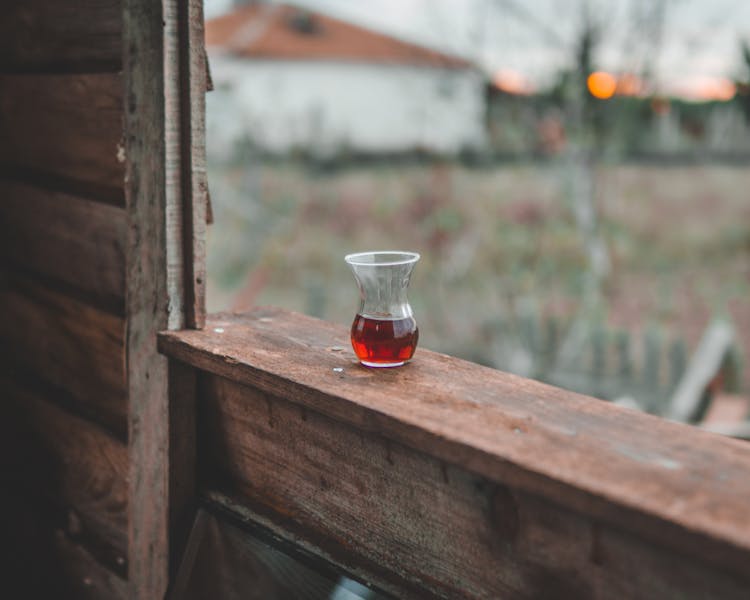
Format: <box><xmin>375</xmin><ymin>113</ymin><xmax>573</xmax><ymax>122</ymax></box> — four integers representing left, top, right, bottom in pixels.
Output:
<box><xmin>206</xmin><ymin>4</ymin><xmax>473</xmax><ymax>70</ymax></box>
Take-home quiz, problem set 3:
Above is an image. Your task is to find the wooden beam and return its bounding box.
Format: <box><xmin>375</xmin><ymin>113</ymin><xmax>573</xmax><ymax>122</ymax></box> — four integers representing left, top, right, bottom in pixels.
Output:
<box><xmin>163</xmin><ymin>0</ymin><xmax>207</xmax><ymax>330</ymax></box>
<box><xmin>178</xmin><ymin>0</ymin><xmax>208</xmax><ymax>329</ymax></box>
<box><xmin>124</xmin><ymin>0</ymin><xmax>207</xmax><ymax>593</ymax></box>
<box><xmin>123</xmin><ymin>0</ymin><xmax>169</xmax><ymax>596</ymax></box>
<box><xmin>198</xmin><ymin>375</ymin><xmax>746</xmax><ymax>599</ymax></box>
<box><xmin>158</xmin><ymin>308</ymin><xmax>750</xmax><ymax>595</ymax></box>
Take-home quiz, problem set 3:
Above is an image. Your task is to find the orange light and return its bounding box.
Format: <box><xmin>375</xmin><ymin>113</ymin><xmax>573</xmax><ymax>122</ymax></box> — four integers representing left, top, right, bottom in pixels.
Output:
<box><xmin>587</xmin><ymin>71</ymin><xmax>616</xmax><ymax>99</ymax></box>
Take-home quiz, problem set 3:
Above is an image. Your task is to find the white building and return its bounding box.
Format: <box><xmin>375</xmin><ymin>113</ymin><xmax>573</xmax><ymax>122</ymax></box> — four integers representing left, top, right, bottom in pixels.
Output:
<box><xmin>206</xmin><ymin>3</ymin><xmax>487</xmax><ymax>158</ymax></box>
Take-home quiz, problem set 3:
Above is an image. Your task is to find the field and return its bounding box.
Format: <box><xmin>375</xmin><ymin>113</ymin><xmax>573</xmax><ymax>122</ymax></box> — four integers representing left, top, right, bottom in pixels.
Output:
<box><xmin>206</xmin><ymin>161</ymin><xmax>750</xmax><ymax>392</ymax></box>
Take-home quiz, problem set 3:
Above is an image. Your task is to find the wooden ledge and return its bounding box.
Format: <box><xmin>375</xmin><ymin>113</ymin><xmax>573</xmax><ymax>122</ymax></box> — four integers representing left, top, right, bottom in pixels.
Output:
<box><xmin>158</xmin><ymin>307</ymin><xmax>750</xmax><ymax>580</ymax></box>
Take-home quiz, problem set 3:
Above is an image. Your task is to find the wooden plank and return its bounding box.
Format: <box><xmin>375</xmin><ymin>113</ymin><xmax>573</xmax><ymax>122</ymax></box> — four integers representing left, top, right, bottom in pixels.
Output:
<box><xmin>199</xmin><ymin>375</ymin><xmax>748</xmax><ymax>599</ymax></box>
<box><xmin>0</xmin><ymin>0</ymin><xmax>122</xmax><ymax>73</ymax></box>
<box><xmin>0</xmin><ymin>490</ymin><xmax>128</xmax><ymax>599</ymax></box>
<box><xmin>163</xmin><ymin>0</ymin><xmax>208</xmax><ymax>330</ymax></box>
<box><xmin>0</xmin><ymin>73</ymin><xmax>124</xmax><ymax>190</ymax></box>
<box><xmin>0</xmin><ymin>180</ymin><xmax>126</xmax><ymax>303</ymax></box>
<box><xmin>0</xmin><ymin>271</ymin><xmax>127</xmax><ymax>436</ymax></box>
<box><xmin>180</xmin><ymin>0</ymin><xmax>208</xmax><ymax>329</ymax></box>
<box><xmin>157</xmin><ymin>308</ymin><xmax>750</xmax><ymax>580</ymax></box>
<box><xmin>0</xmin><ymin>373</ymin><xmax>129</xmax><ymax>567</ymax></box>
<box><xmin>164</xmin><ymin>0</ymin><xmax>186</xmax><ymax>330</ymax></box>
<box><xmin>123</xmin><ymin>0</ymin><xmax>170</xmax><ymax>596</ymax></box>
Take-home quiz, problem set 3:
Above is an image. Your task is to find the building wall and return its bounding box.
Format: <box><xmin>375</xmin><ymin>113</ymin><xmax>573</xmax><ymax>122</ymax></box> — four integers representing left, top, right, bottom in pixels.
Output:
<box><xmin>207</xmin><ymin>56</ymin><xmax>487</xmax><ymax>157</ymax></box>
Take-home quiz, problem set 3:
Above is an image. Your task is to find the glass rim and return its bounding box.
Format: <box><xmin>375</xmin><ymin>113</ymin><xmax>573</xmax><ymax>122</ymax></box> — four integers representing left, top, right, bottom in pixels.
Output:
<box><xmin>345</xmin><ymin>251</ymin><xmax>421</xmax><ymax>267</ymax></box>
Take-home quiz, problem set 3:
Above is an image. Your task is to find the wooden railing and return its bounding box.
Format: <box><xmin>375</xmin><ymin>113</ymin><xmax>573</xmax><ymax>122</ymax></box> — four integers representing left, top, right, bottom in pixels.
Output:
<box><xmin>158</xmin><ymin>307</ymin><xmax>750</xmax><ymax>599</ymax></box>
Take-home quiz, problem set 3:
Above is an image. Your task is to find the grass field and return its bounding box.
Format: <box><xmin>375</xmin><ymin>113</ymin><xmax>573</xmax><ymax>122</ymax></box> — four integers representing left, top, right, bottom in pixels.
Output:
<box><xmin>206</xmin><ymin>161</ymin><xmax>750</xmax><ymax>390</ymax></box>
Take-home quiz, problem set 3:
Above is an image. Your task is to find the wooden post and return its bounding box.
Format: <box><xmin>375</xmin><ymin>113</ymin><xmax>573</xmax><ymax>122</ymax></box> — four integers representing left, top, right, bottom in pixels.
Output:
<box><xmin>123</xmin><ymin>1</ymin><xmax>170</xmax><ymax>596</ymax></box>
<box><xmin>124</xmin><ymin>0</ymin><xmax>206</xmax><ymax>594</ymax></box>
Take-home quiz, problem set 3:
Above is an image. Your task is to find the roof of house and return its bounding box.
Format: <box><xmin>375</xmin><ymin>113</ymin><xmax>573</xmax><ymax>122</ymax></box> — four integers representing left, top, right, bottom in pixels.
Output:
<box><xmin>206</xmin><ymin>3</ymin><xmax>473</xmax><ymax>70</ymax></box>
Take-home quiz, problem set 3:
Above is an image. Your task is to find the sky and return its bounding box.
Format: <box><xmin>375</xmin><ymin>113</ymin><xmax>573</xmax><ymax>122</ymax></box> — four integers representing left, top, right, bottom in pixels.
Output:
<box><xmin>205</xmin><ymin>0</ymin><xmax>750</xmax><ymax>98</ymax></box>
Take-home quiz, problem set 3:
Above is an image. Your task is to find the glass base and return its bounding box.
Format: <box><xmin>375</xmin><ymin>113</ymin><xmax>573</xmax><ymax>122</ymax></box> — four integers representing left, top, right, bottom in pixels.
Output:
<box><xmin>360</xmin><ymin>359</ymin><xmax>407</xmax><ymax>368</ymax></box>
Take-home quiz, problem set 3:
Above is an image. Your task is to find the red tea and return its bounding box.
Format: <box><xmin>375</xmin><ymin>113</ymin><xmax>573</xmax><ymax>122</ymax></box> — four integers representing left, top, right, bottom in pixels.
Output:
<box><xmin>351</xmin><ymin>314</ymin><xmax>418</xmax><ymax>367</ymax></box>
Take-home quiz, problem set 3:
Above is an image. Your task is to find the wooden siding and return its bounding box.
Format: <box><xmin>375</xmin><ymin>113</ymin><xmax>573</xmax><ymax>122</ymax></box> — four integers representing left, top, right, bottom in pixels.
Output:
<box><xmin>0</xmin><ymin>11</ymin><xmax>130</xmax><ymax>585</ymax></box>
<box><xmin>0</xmin><ymin>180</ymin><xmax>126</xmax><ymax>304</ymax></box>
<box><xmin>0</xmin><ymin>73</ymin><xmax>124</xmax><ymax>192</ymax></box>
<box><xmin>0</xmin><ymin>271</ymin><xmax>127</xmax><ymax>435</ymax></box>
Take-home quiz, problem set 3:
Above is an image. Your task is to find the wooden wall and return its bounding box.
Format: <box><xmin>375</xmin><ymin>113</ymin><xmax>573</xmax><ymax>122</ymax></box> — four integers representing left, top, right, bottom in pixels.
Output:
<box><xmin>0</xmin><ymin>1</ymin><xmax>206</xmax><ymax>597</ymax></box>
<box><xmin>0</xmin><ymin>1</ymin><xmax>128</xmax><ymax>597</ymax></box>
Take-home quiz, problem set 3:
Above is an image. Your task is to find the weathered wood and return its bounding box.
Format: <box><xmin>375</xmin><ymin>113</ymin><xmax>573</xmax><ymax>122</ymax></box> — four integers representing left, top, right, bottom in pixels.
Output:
<box><xmin>125</xmin><ymin>0</ymin><xmax>208</xmax><ymax>593</ymax></box>
<box><xmin>164</xmin><ymin>0</ymin><xmax>186</xmax><ymax>330</ymax></box>
<box><xmin>197</xmin><ymin>374</ymin><xmax>747</xmax><ymax>599</ymax></box>
<box><xmin>0</xmin><ymin>73</ymin><xmax>124</xmax><ymax>191</ymax></box>
<box><xmin>0</xmin><ymin>373</ymin><xmax>129</xmax><ymax>567</ymax></box>
<box><xmin>0</xmin><ymin>489</ymin><xmax>128</xmax><ymax>599</ymax></box>
<box><xmin>0</xmin><ymin>0</ymin><xmax>122</xmax><ymax>73</ymax></box>
<box><xmin>163</xmin><ymin>0</ymin><xmax>208</xmax><ymax>330</ymax></box>
<box><xmin>123</xmin><ymin>0</ymin><xmax>170</xmax><ymax>596</ymax></box>
<box><xmin>0</xmin><ymin>271</ymin><xmax>127</xmax><ymax>436</ymax></box>
<box><xmin>0</xmin><ymin>180</ymin><xmax>126</xmax><ymax>303</ymax></box>
<box><xmin>157</xmin><ymin>308</ymin><xmax>750</xmax><ymax>583</ymax></box>
<box><xmin>180</xmin><ymin>0</ymin><xmax>208</xmax><ymax>329</ymax></box>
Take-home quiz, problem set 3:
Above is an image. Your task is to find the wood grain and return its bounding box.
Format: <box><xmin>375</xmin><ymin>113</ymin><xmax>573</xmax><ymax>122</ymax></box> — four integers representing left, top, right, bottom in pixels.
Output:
<box><xmin>0</xmin><ymin>73</ymin><xmax>124</xmax><ymax>191</ymax></box>
<box><xmin>180</xmin><ymin>0</ymin><xmax>208</xmax><ymax>329</ymax></box>
<box><xmin>0</xmin><ymin>373</ymin><xmax>129</xmax><ymax>567</ymax></box>
<box><xmin>0</xmin><ymin>180</ymin><xmax>126</xmax><ymax>303</ymax></box>
<box><xmin>158</xmin><ymin>308</ymin><xmax>750</xmax><ymax>582</ymax></box>
<box><xmin>123</xmin><ymin>0</ymin><xmax>171</xmax><ymax>596</ymax></box>
<box><xmin>164</xmin><ymin>0</ymin><xmax>187</xmax><ymax>330</ymax></box>
<box><xmin>0</xmin><ymin>271</ymin><xmax>127</xmax><ymax>436</ymax></box>
<box><xmin>198</xmin><ymin>374</ymin><xmax>748</xmax><ymax>599</ymax></box>
<box><xmin>163</xmin><ymin>0</ymin><xmax>208</xmax><ymax>330</ymax></box>
<box><xmin>0</xmin><ymin>0</ymin><xmax>122</xmax><ymax>73</ymax></box>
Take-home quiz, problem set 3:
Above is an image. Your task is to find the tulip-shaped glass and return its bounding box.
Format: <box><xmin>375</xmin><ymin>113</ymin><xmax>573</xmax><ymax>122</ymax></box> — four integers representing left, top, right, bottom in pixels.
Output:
<box><xmin>345</xmin><ymin>251</ymin><xmax>420</xmax><ymax>367</ymax></box>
